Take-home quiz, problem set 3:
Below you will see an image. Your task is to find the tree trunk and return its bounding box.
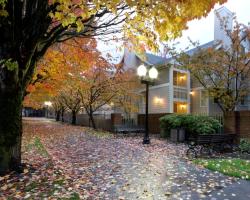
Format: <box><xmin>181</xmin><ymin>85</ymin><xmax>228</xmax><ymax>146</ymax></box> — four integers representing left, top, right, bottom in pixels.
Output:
<box><xmin>72</xmin><ymin>110</ymin><xmax>76</xmax><ymax>125</ymax></box>
<box><xmin>0</xmin><ymin>90</ymin><xmax>23</xmax><ymax>175</ymax></box>
<box><xmin>89</xmin><ymin>112</ymin><xmax>96</xmax><ymax>129</ymax></box>
<box><xmin>61</xmin><ymin>109</ymin><xmax>64</xmax><ymax>122</ymax></box>
<box><xmin>56</xmin><ymin>110</ymin><xmax>60</xmax><ymax>121</ymax></box>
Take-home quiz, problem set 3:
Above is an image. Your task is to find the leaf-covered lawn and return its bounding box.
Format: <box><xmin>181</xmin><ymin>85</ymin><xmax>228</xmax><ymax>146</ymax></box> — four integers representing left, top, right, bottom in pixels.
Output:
<box><xmin>194</xmin><ymin>158</ymin><xmax>250</xmax><ymax>180</ymax></box>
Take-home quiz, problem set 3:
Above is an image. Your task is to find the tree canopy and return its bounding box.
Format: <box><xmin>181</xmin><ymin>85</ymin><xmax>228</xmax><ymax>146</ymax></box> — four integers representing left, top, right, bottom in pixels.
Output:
<box><xmin>24</xmin><ymin>37</ymin><xmax>140</xmax><ymax>127</ymax></box>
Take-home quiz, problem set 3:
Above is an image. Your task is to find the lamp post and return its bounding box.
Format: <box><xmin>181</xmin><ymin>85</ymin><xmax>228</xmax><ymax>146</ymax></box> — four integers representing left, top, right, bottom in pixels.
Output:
<box><xmin>44</xmin><ymin>101</ymin><xmax>52</xmax><ymax>118</ymax></box>
<box><xmin>137</xmin><ymin>64</ymin><xmax>158</xmax><ymax>144</ymax></box>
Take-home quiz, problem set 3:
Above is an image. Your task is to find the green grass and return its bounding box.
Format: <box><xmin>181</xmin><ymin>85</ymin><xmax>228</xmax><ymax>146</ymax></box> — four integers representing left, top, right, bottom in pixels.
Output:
<box><xmin>23</xmin><ymin>136</ymin><xmax>50</xmax><ymax>158</ymax></box>
<box><xmin>85</xmin><ymin>127</ymin><xmax>113</xmax><ymax>138</ymax></box>
<box><xmin>53</xmin><ymin>179</ymin><xmax>65</xmax><ymax>186</ymax></box>
<box><xmin>69</xmin><ymin>192</ymin><xmax>80</xmax><ymax>200</ymax></box>
<box><xmin>33</xmin><ymin>137</ymin><xmax>50</xmax><ymax>157</ymax></box>
<box><xmin>25</xmin><ymin>181</ymin><xmax>38</xmax><ymax>192</ymax></box>
<box><xmin>194</xmin><ymin>158</ymin><xmax>250</xmax><ymax>180</ymax></box>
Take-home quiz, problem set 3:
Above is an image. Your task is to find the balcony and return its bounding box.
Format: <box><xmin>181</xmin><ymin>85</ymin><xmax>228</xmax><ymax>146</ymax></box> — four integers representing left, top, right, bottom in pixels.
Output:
<box><xmin>173</xmin><ymin>71</ymin><xmax>187</xmax><ymax>88</ymax></box>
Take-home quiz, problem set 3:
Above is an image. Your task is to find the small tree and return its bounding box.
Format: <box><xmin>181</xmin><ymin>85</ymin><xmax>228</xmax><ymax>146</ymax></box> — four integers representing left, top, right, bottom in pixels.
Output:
<box><xmin>177</xmin><ymin>19</ymin><xmax>250</xmax><ymax>114</ymax></box>
<box><xmin>60</xmin><ymin>89</ymin><xmax>81</xmax><ymax>125</ymax></box>
<box><xmin>78</xmin><ymin>63</ymin><xmax>139</xmax><ymax>129</ymax></box>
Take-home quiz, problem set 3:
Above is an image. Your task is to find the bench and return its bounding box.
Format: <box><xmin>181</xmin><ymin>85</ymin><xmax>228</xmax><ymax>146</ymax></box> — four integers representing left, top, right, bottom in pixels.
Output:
<box><xmin>186</xmin><ymin>134</ymin><xmax>236</xmax><ymax>159</ymax></box>
<box><xmin>113</xmin><ymin>124</ymin><xmax>145</xmax><ymax>134</ymax></box>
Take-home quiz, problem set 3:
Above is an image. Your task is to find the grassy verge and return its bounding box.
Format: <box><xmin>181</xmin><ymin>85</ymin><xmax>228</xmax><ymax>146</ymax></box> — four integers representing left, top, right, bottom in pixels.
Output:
<box><xmin>84</xmin><ymin>127</ymin><xmax>114</xmax><ymax>138</ymax></box>
<box><xmin>23</xmin><ymin>136</ymin><xmax>50</xmax><ymax>158</ymax></box>
<box><xmin>194</xmin><ymin>158</ymin><xmax>250</xmax><ymax>180</ymax></box>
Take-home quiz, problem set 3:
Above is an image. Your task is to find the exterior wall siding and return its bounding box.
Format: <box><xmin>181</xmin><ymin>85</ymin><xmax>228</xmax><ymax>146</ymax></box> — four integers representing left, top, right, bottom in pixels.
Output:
<box><xmin>208</xmin><ymin>98</ymin><xmax>223</xmax><ymax>115</ymax></box>
<box><xmin>190</xmin><ymin>88</ymin><xmax>208</xmax><ymax>114</ymax></box>
<box><xmin>147</xmin><ymin>85</ymin><xmax>170</xmax><ymax>114</ymax></box>
<box><xmin>155</xmin><ymin>67</ymin><xmax>170</xmax><ymax>85</ymax></box>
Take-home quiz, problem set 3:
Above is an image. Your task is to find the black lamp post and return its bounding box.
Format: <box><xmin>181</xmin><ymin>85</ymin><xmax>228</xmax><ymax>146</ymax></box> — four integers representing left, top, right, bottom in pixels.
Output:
<box><xmin>137</xmin><ymin>64</ymin><xmax>158</xmax><ymax>144</ymax></box>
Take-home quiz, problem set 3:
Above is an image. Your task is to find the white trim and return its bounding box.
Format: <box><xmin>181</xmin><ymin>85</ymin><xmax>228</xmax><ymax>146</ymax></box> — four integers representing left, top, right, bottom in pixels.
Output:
<box><xmin>187</xmin><ymin>70</ymin><xmax>191</xmax><ymax>113</ymax></box>
<box><xmin>150</xmin><ymin>83</ymin><xmax>170</xmax><ymax>90</ymax></box>
<box><xmin>200</xmin><ymin>90</ymin><xmax>208</xmax><ymax>107</ymax></box>
<box><xmin>169</xmin><ymin>66</ymin><xmax>174</xmax><ymax>113</ymax></box>
<box><xmin>138</xmin><ymin>83</ymin><xmax>170</xmax><ymax>92</ymax></box>
<box><xmin>191</xmin><ymin>86</ymin><xmax>205</xmax><ymax>90</ymax></box>
<box><xmin>207</xmin><ymin>96</ymin><xmax>210</xmax><ymax>114</ymax></box>
<box><xmin>173</xmin><ymin>98</ymin><xmax>188</xmax><ymax>103</ymax></box>
<box><xmin>173</xmin><ymin>67</ymin><xmax>189</xmax><ymax>73</ymax></box>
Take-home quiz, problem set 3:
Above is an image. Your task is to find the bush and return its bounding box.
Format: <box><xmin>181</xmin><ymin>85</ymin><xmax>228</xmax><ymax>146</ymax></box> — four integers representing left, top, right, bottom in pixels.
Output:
<box><xmin>159</xmin><ymin>114</ymin><xmax>182</xmax><ymax>138</ymax></box>
<box><xmin>159</xmin><ymin>114</ymin><xmax>222</xmax><ymax>138</ymax></box>
<box><xmin>239</xmin><ymin>138</ymin><xmax>250</xmax><ymax>152</ymax></box>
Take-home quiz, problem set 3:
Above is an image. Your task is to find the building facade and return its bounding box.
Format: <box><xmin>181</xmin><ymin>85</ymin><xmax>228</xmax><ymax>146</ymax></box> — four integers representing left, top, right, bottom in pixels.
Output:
<box><xmin>124</xmin><ymin>6</ymin><xmax>250</xmax><ymax>116</ymax></box>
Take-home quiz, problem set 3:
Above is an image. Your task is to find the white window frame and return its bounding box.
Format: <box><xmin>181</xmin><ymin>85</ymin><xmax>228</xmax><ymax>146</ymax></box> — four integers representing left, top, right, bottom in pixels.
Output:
<box><xmin>200</xmin><ymin>90</ymin><xmax>208</xmax><ymax>107</ymax></box>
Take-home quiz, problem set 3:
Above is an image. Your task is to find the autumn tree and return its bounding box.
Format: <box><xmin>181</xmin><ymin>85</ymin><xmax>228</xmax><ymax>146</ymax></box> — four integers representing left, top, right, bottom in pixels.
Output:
<box><xmin>51</xmin><ymin>95</ymin><xmax>66</xmax><ymax>122</ymax></box>
<box><xmin>177</xmin><ymin>18</ymin><xmax>250</xmax><ymax>114</ymax></box>
<box><xmin>78</xmin><ymin>60</ymin><xmax>140</xmax><ymax>129</ymax></box>
<box><xmin>112</xmin><ymin>69</ymin><xmax>140</xmax><ymax>119</ymax></box>
<box><xmin>25</xmin><ymin>38</ymin><xmax>98</xmax><ymax>124</ymax></box>
<box><xmin>0</xmin><ymin>0</ymin><xmax>226</xmax><ymax>174</ymax></box>
<box><xmin>60</xmin><ymin>88</ymin><xmax>82</xmax><ymax>125</ymax></box>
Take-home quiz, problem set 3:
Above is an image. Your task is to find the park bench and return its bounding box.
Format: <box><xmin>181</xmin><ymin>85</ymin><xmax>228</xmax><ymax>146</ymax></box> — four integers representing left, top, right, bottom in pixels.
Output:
<box><xmin>186</xmin><ymin>134</ymin><xmax>236</xmax><ymax>159</ymax></box>
<box><xmin>113</xmin><ymin>124</ymin><xmax>145</xmax><ymax>134</ymax></box>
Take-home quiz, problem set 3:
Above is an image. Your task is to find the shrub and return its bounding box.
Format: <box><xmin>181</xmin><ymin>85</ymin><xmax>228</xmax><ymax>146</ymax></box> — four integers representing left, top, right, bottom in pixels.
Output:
<box><xmin>159</xmin><ymin>114</ymin><xmax>222</xmax><ymax>138</ymax></box>
<box><xmin>159</xmin><ymin>114</ymin><xmax>182</xmax><ymax>138</ymax></box>
<box><xmin>239</xmin><ymin>138</ymin><xmax>250</xmax><ymax>152</ymax></box>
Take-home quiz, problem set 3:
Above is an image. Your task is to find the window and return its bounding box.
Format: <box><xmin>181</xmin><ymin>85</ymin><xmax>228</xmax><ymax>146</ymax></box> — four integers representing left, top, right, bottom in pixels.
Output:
<box><xmin>240</xmin><ymin>96</ymin><xmax>247</xmax><ymax>105</ymax></box>
<box><xmin>174</xmin><ymin>102</ymin><xmax>188</xmax><ymax>113</ymax></box>
<box><xmin>200</xmin><ymin>90</ymin><xmax>208</xmax><ymax>107</ymax></box>
<box><xmin>174</xmin><ymin>89</ymin><xmax>188</xmax><ymax>99</ymax></box>
<box><xmin>173</xmin><ymin>71</ymin><xmax>187</xmax><ymax>87</ymax></box>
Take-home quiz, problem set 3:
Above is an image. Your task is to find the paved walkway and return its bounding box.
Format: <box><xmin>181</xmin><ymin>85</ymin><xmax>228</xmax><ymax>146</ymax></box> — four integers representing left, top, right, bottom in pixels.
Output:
<box><xmin>1</xmin><ymin>118</ymin><xmax>250</xmax><ymax>199</ymax></box>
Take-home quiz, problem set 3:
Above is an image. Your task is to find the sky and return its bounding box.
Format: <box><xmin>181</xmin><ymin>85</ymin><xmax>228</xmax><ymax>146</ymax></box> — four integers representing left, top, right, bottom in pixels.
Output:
<box><xmin>97</xmin><ymin>0</ymin><xmax>250</xmax><ymax>61</ymax></box>
<box><xmin>172</xmin><ymin>0</ymin><xmax>250</xmax><ymax>51</ymax></box>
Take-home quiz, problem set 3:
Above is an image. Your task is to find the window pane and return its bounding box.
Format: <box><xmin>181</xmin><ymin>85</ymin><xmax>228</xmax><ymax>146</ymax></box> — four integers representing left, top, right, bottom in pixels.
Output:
<box><xmin>200</xmin><ymin>90</ymin><xmax>208</xmax><ymax>107</ymax></box>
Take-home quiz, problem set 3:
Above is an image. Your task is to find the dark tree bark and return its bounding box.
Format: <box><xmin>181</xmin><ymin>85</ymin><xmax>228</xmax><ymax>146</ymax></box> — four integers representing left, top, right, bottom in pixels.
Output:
<box><xmin>0</xmin><ymin>89</ymin><xmax>23</xmax><ymax>175</ymax></box>
<box><xmin>89</xmin><ymin>110</ymin><xmax>96</xmax><ymax>129</ymax></box>
<box><xmin>71</xmin><ymin>110</ymin><xmax>77</xmax><ymax>125</ymax></box>
<box><xmin>55</xmin><ymin>110</ymin><xmax>60</xmax><ymax>121</ymax></box>
<box><xmin>0</xmin><ymin>0</ymin><xmax>51</xmax><ymax>174</ymax></box>
<box><xmin>61</xmin><ymin>109</ymin><xmax>65</xmax><ymax>122</ymax></box>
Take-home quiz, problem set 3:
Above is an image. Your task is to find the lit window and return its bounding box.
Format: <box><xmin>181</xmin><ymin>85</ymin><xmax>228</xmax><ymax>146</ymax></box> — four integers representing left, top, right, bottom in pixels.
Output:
<box><xmin>173</xmin><ymin>71</ymin><xmax>187</xmax><ymax>87</ymax></box>
<box><xmin>174</xmin><ymin>102</ymin><xmax>188</xmax><ymax>113</ymax></box>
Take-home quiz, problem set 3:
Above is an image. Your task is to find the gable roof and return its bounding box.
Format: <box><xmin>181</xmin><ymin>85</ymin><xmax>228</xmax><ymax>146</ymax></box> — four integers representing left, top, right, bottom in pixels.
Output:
<box><xmin>132</xmin><ymin>40</ymin><xmax>215</xmax><ymax>68</ymax></box>
<box><xmin>185</xmin><ymin>40</ymin><xmax>215</xmax><ymax>56</ymax></box>
<box><xmin>136</xmin><ymin>53</ymin><xmax>170</xmax><ymax>66</ymax></box>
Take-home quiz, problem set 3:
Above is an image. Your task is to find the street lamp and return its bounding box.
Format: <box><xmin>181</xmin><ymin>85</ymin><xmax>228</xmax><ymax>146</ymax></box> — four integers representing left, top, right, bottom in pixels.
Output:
<box><xmin>137</xmin><ymin>64</ymin><xmax>158</xmax><ymax>144</ymax></box>
<box><xmin>44</xmin><ymin>101</ymin><xmax>52</xmax><ymax>118</ymax></box>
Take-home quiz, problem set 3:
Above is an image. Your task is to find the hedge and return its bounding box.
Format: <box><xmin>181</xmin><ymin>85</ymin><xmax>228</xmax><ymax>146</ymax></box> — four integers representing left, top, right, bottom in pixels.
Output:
<box><xmin>159</xmin><ymin>114</ymin><xmax>222</xmax><ymax>138</ymax></box>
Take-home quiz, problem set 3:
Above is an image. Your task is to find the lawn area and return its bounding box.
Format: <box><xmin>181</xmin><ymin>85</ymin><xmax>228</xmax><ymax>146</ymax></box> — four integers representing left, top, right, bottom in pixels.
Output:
<box><xmin>194</xmin><ymin>158</ymin><xmax>250</xmax><ymax>180</ymax></box>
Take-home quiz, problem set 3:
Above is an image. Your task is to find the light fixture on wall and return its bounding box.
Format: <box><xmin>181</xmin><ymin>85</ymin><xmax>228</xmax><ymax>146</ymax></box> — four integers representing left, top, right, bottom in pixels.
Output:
<box><xmin>190</xmin><ymin>91</ymin><xmax>194</xmax><ymax>95</ymax></box>
<box><xmin>154</xmin><ymin>97</ymin><xmax>164</xmax><ymax>105</ymax></box>
<box><xmin>180</xmin><ymin>104</ymin><xmax>186</xmax><ymax>110</ymax></box>
<box><xmin>180</xmin><ymin>75</ymin><xmax>186</xmax><ymax>80</ymax></box>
